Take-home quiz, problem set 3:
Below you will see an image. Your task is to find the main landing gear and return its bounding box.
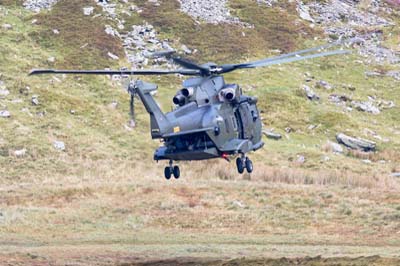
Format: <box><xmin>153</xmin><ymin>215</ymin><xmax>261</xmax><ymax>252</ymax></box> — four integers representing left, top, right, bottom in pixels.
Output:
<box><xmin>164</xmin><ymin>160</ymin><xmax>180</xmax><ymax>180</ymax></box>
<box><xmin>236</xmin><ymin>155</ymin><xmax>253</xmax><ymax>174</ymax></box>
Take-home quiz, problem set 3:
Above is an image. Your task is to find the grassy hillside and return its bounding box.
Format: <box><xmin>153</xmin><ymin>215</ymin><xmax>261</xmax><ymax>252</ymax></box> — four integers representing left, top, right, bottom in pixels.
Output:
<box><xmin>0</xmin><ymin>0</ymin><xmax>400</xmax><ymax>264</ymax></box>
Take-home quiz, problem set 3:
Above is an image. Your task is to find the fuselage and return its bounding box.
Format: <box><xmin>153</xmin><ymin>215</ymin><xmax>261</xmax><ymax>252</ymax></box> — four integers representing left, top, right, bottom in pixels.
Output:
<box><xmin>142</xmin><ymin>76</ymin><xmax>263</xmax><ymax>161</ymax></box>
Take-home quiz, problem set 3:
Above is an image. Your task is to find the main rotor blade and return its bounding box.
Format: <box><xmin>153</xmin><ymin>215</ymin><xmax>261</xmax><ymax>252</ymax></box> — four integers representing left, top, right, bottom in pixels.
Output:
<box><xmin>172</xmin><ymin>57</ymin><xmax>210</xmax><ymax>74</ymax></box>
<box><xmin>29</xmin><ymin>69</ymin><xmax>201</xmax><ymax>76</ymax></box>
<box><xmin>218</xmin><ymin>49</ymin><xmax>350</xmax><ymax>74</ymax></box>
<box><xmin>236</xmin><ymin>41</ymin><xmax>341</xmax><ymax>68</ymax></box>
<box><xmin>218</xmin><ymin>41</ymin><xmax>347</xmax><ymax>74</ymax></box>
<box><xmin>244</xmin><ymin>49</ymin><xmax>350</xmax><ymax>68</ymax></box>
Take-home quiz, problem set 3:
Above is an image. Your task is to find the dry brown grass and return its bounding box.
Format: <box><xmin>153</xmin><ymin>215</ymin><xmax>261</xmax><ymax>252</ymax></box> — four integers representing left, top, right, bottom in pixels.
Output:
<box><xmin>181</xmin><ymin>159</ymin><xmax>398</xmax><ymax>190</ymax></box>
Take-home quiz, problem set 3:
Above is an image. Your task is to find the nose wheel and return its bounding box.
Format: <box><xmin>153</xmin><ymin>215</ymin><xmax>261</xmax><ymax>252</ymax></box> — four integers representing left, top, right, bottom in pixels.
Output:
<box><xmin>236</xmin><ymin>155</ymin><xmax>253</xmax><ymax>174</ymax></box>
<box><xmin>164</xmin><ymin>161</ymin><xmax>180</xmax><ymax>180</ymax></box>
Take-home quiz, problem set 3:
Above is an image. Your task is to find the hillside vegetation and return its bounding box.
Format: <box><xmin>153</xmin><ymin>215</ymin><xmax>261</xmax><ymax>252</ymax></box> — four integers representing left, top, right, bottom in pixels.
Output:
<box><xmin>0</xmin><ymin>0</ymin><xmax>400</xmax><ymax>265</ymax></box>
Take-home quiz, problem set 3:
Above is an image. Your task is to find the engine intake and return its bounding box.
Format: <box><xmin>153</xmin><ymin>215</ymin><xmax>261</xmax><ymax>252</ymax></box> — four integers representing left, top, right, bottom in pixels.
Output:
<box><xmin>173</xmin><ymin>93</ymin><xmax>186</xmax><ymax>106</ymax></box>
<box><xmin>220</xmin><ymin>88</ymin><xmax>236</xmax><ymax>101</ymax></box>
<box><xmin>181</xmin><ymin>87</ymin><xmax>194</xmax><ymax>97</ymax></box>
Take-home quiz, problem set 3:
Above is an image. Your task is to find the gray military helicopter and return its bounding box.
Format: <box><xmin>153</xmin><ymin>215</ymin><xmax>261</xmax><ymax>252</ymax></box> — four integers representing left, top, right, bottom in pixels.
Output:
<box><xmin>30</xmin><ymin>43</ymin><xmax>348</xmax><ymax>179</ymax></box>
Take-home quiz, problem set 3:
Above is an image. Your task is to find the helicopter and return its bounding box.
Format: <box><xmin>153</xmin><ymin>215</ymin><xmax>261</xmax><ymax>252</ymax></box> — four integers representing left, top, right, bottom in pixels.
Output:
<box><xmin>30</xmin><ymin>42</ymin><xmax>348</xmax><ymax>180</ymax></box>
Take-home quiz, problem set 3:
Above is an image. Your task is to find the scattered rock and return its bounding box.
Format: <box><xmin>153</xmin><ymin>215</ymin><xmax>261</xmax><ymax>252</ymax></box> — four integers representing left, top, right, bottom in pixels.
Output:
<box><xmin>365</xmin><ymin>71</ymin><xmax>382</xmax><ymax>77</ymax></box>
<box><xmin>386</xmin><ymin>70</ymin><xmax>400</xmax><ymax>81</ymax></box>
<box><xmin>363</xmin><ymin>128</ymin><xmax>390</xmax><ymax>143</ymax></box>
<box><xmin>232</xmin><ymin>200</ymin><xmax>245</xmax><ymax>209</ymax></box>
<box><xmin>105</xmin><ymin>25</ymin><xmax>120</xmax><ymax>37</ymax></box>
<box><xmin>53</xmin><ymin>140</ymin><xmax>65</xmax><ymax>151</ymax></box>
<box><xmin>107</xmin><ymin>52</ymin><xmax>119</xmax><ymax>60</ymax></box>
<box><xmin>0</xmin><ymin>110</ymin><xmax>10</xmax><ymax>118</ymax></box>
<box><xmin>352</xmin><ymin>100</ymin><xmax>380</xmax><ymax>114</ymax></box>
<box><xmin>128</xmin><ymin>119</ymin><xmax>136</xmax><ymax>129</ymax></box>
<box><xmin>322</xmin><ymin>155</ymin><xmax>330</xmax><ymax>162</ymax></box>
<box><xmin>297</xmin><ymin>2</ymin><xmax>314</xmax><ymax>23</ymax></box>
<box><xmin>31</xmin><ymin>95</ymin><xmax>39</xmax><ymax>105</ymax></box>
<box><xmin>178</xmin><ymin>0</ymin><xmax>243</xmax><ymax>24</ymax></box>
<box><xmin>23</xmin><ymin>0</ymin><xmax>59</xmax><ymax>12</ymax></box>
<box><xmin>285</xmin><ymin>127</ymin><xmax>293</xmax><ymax>133</ymax></box>
<box><xmin>308</xmin><ymin>124</ymin><xmax>318</xmax><ymax>130</ymax></box>
<box><xmin>263</xmin><ymin>130</ymin><xmax>282</xmax><ymax>140</ymax></box>
<box><xmin>181</xmin><ymin>44</ymin><xmax>192</xmax><ymax>54</ymax></box>
<box><xmin>14</xmin><ymin>148</ymin><xmax>27</xmax><ymax>158</ymax></box>
<box><xmin>297</xmin><ymin>155</ymin><xmax>306</xmax><ymax>164</ymax></box>
<box><xmin>83</xmin><ymin>6</ymin><xmax>94</xmax><ymax>16</ymax></box>
<box><xmin>326</xmin><ymin>140</ymin><xmax>344</xmax><ymax>154</ymax></box>
<box><xmin>0</xmin><ymin>89</ymin><xmax>9</xmax><ymax>98</ymax></box>
<box><xmin>303</xmin><ymin>85</ymin><xmax>319</xmax><ymax>101</ymax></box>
<box><xmin>336</xmin><ymin>133</ymin><xmax>376</xmax><ymax>152</ymax></box>
<box><xmin>378</xmin><ymin>100</ymin><xmax>395</xmax><ymax>109</ymax></box>
<box><xmin>108</xmin><ymin>101</ymin><xmax>118</xmax><ymax>109</ymax></box>
<box><xmin>342</xmin><ymin>84</ymin><xmax>356</xmax><ymax>91</ymax></box>
<box><xmin>315</xmin><ymin>80</ymin><xmax>332</xmax><ymax>90</ymax></box>
<box><xmin>329</xmin><ymin>94</ymin><xmax>350</xmax><ymax>105</ymax></box>
<box><xmin>2</xmin><ymin>24</ymin><xmax>12</xmax><ymax>30</ymax></box>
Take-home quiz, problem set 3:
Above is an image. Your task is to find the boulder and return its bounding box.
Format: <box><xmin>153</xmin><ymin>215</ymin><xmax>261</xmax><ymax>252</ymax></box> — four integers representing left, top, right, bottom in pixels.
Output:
<box><xmin>296</xmin><ymin>2</ymin><xmax>315</xmax><ymax>23</ymax></box>
<box><xmin>53</xmin><ymin>140</ymin><xmax>66</xmax><ymax>151</ymax></box>
<box><xmin>263</xmin><ymin>130</ymin><xmax>282</xmax><ymax>140</ymax></box>
<box><xmin>0</xmin><ymin>89</ymin><xmax>9</xmax><ymax>98</ymax></box>
<box><xmin>336</xmin><ymin>133</ymin><xmax>376</xmax><ymax>152</ymax></box>
<box><xmin>2</xmin><ymin>24</ymin><xmax>12</xmax><ymax>30</ymax></box>
<box><xmin>0</xmin><ymin>110</ymin><xmax>10</xmax><ymax>118</ymax></box>
<box><xmin>352</xmin><ymin>100</ymin><xmax>380</xmax><ymax>114</ymax></box>
<box><xmin>107</xmin><ymin>52</ymin><xmax>119</xmax><ymax>60</ymax></box>
<box><xmin>303</xmin><ymin>85</ymin><xmax>319</xmax><ymax>101</ymax></box>
<box><xmin>326</xmin><ymin>141</ymin><xmax>344</xmax><ymax>153</ymax></box>
<box><xmin>316</xmin><ymin>80</ymin><xmax>332</xmax><ymax>90</ymax></box>
<box><xmin>14</xmin><ymin>148</ymin><xmax>27</xmax><ymax>158</ymax></box>
<box><xmin>83</xmin><ymin>6</ymin><xmax>94</xmax><ymax>16</ymax></box>
<box><xmin>386</xmin><ymin>71</ymin><xmax>400</xmax><ymax>81</ymax></box>
<box><xmin>329</xmin><ymin>94</ymin><xmax>350</xmax><ymax>105</ymax></box>
<box><xmin>181</xmin><ymin>44</ymin><xmax>192</xmax><ymax>54</ymax></box>
<box><xmin>297</xmin><ymin>155</ymin><xmax>306</xmax><ymax>164</ymax></box>
<box><xmin>31</xmin><ymin>95</ymin><xmax>40</xmax><ymax>105</ymax></box>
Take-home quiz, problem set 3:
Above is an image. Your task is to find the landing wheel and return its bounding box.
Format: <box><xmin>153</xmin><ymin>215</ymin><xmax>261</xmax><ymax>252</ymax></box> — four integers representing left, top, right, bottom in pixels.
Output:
<box><xmin>245</xmin><ymin>157</ymin><xmax>253</xmax><ymax>173</ymax></box>
<box><xmin>236</xmin><ymin>157</ymin><xmax>244</xmax><ymax>174</ymax></box>
<box><xmin>173</xmin><ymin>166</ymin><xmax>180</xmax><ymax>179</ymax></box>
<box><xmin>164</xmin><ymin>166</ymin><xmax>172</xmax><ymax>180</ymax></box>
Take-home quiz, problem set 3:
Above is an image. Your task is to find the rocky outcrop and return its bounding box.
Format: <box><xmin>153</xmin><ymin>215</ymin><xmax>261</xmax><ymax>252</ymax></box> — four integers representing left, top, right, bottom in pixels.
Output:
<box><xmin>96</xmin><ymin>1</ymin><xmax>185</xmax><ymax>70</ymax></box>
<box><xmin>301</xmin><ymin>0</ymin><xmax>399</xmax><ymax>65</ymax></box>
<box><xmin>256</xmin><ymin>0</ymin><xmax>278</xmax><ymax>7</ymax></box>
<box><xmin>178</xmin><ymin>0</ymin><xmax>242</xmax><ymax>24</ymax></box>
<box><xmin>23</xmin><ymin>0</ymin><xmax>58</xmax><ymax>12</ymax></box>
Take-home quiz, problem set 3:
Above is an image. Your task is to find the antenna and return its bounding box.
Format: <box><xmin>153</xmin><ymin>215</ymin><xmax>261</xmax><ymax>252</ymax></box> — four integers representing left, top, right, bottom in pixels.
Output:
<box><xmin>127</xmin><ymin>78</ymin><xmax>139</xmax><ymax>128</ymax></box>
